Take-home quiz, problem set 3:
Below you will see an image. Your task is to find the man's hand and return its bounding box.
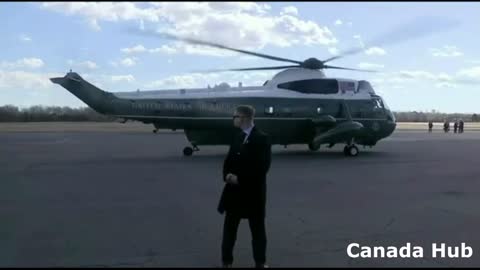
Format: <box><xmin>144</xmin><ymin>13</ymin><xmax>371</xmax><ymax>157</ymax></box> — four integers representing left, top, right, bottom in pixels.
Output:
<box><xmin>226</xmin><ymin>173</ymin><xmax>239</xmax><ymax>185</ymax></box>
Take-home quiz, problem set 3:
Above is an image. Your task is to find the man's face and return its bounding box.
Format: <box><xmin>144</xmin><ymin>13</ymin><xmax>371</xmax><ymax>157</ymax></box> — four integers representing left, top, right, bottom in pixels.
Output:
<box><xmin>233</xmin><ymin>111</ymin><xmax>248</xmax><ymax>128</ymax></box>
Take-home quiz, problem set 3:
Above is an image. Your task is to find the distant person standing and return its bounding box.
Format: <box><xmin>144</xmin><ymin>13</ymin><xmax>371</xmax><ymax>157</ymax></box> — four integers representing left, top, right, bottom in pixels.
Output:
<box><xmin>459</xmin><ymin>119</ymin><xmax>464</xmax><ymax>133</ymax></box>
<box><xmin>454</xmin><ymin>120</ymin><xmax>458</xmax><ymax>133</ymax></box>
<box><xmin>428</xmin><ymin>121</ymin><xmax>433</xmax><ymax>133</ymax></box>
<box><xmin>443</xmin><ymin>120</ymin><xmax>450</xmax><ymax>133</ymax></box>
<box><xmin>217</xmin><ymin>105</ymin><xmax>272</xmax><ymax>268</ymax></box>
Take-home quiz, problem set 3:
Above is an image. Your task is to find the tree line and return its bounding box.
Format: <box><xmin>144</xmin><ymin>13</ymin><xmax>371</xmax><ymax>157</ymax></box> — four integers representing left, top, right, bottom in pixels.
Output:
<box><xmin>0</xmin><ymin>105</ymin><xmax>478</xmax><ymax>123</ymax></box>
<box><xmin>0</xmin><ymin>105</ymin><xmax>114</xmax><ymax>122</ymax></box>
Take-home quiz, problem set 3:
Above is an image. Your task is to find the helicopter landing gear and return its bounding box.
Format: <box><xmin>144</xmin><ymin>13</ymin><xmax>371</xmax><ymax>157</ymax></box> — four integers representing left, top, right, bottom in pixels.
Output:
<box><xmin>183</xmin><ymin>145</ymin><xmax>200</xmax><ymax>157</ymax></box>
<box><xmin>153</xmin><ymin>128</ymin><xmax>159</xmax><ymax>134</ymax></box>
<box><xmin>343</xmin><ymin>138</ymin><xmax>359</xmax><ymax>157</ymax></box>
<box><xmin>308</xmin><ymin>142</ymin><xmax>320</xmax><ymax>151</ymax></box>
<box><xmin>343</xmin><ymin>144</ymin><xmax>359</xmax><ymax>157</ymax></box>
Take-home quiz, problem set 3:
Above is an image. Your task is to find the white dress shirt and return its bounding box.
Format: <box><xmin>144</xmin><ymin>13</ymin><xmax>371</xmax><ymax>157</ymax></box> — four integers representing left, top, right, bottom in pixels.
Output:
<box><xmin>241</xmin><ymin>124</ymin><xmax>255</xmax><ymax>144</ymax></box>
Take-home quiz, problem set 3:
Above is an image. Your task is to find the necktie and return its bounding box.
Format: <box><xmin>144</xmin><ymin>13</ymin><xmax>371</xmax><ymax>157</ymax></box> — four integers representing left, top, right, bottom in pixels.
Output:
<box><xmin>239</xmin><ymin>131</ymin><xmax>247</xmax><ymax>145</ymax></box>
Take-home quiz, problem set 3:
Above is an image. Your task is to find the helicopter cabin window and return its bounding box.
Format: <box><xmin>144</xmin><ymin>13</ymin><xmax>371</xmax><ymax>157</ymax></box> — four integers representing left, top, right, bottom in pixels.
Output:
<box><xmin>265</xmin><ymin>106</ymin><xmax>275</xmax><ymax>115</ymax></box>
<box><xmin>339</xmin><ymin>81</ymin><xmax>356</xmax><ymax>93</ymax></box>
<box><xmin>281</xmin><ymin>107</ymin><xmax>292</xmax><ymax>116</ymax></box>
<box><xmin>277</xmin><ymin>79</ymin><xmax>339</xmax><ymax>94</ymax></box>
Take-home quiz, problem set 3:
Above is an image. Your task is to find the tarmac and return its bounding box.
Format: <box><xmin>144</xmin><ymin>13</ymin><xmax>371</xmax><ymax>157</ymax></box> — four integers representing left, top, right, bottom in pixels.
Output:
<box><xmin>1</xmin><ymin>128</ymin><xmax>480</xmax><ymax>267</ymax></box>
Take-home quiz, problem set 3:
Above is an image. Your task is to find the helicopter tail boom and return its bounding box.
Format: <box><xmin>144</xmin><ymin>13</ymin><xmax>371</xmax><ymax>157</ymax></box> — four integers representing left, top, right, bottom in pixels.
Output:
<box><xmin>50</xmin><ymin>72</ymin><xmax>115</xmax><ymax>114</ymax></box>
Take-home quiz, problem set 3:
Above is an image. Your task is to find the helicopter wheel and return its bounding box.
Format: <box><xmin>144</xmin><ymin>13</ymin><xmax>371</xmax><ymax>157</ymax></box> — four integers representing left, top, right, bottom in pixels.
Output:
<box><xmin>153</xmin><ymin>129</ymin><xmax>158</xmax><ymax>134</ymax></box>
<box><xmin>308</xmin><ymin>142</ymin><xmax>320</xmax><ymax>151</ymax></box>
<box><xmin>183</xmin><ymin>146</ymin><xmax>194</xmax><ymax>156</ymax></box>
<box><xmin>344</xmin><ymin>145</ymin><xmax>359</xmax><ymax>157</ymax></box>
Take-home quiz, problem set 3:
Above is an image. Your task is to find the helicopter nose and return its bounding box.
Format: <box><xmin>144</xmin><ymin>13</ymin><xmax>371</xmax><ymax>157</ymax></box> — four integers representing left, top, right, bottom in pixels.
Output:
<box><xmin>385</xmin><ymin>122</ymin><xmax>397</xmax><ymax>137</ymax></box>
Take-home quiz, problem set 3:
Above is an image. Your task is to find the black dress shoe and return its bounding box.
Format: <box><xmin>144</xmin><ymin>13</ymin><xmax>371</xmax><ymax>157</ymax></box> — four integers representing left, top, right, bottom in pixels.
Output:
<box><xmin>222</xmin><ymin>263</ymin><xmax>232</xmax><ymax>268</ymax></box>
<box><xmin>255</xmin><ymin>263</ymin><xmax>268</xmax><ymax>268</ymax></box>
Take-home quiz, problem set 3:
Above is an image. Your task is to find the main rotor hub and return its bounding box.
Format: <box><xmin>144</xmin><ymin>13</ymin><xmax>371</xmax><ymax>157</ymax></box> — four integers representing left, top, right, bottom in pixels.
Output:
<box><xmin>301</xmin><ymin>57</ymin><xmax>324</xmax><ymax>69</ymax></box>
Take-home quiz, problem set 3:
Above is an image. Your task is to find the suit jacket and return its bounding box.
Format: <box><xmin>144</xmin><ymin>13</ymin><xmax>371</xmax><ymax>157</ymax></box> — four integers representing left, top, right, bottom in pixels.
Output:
<box><xmin>217</xmin><ymin>126</ymin><xmax>272</xmax><ymax>218</ymax></box>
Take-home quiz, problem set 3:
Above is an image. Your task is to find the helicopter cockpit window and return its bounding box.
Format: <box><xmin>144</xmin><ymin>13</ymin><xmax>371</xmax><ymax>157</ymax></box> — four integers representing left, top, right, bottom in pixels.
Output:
<box><xmin>379</xmin><ymin>97</ymin><xmax>391</xmax><ymax>110</ymax></box>
<box><xmin>371</xmin><ymin>99</ymin><xmax>386</xmax><ymax>118</ymax></box>
<box><xmin>277</xmin><ymin>79</ymin><xmax>339</xmax><ymax>94</ymax></box>
<box><xmin>373</xmin><ymin>99</ymin><xmax>383</xmax><ymax>109</ymax></box>
<box><xmin>347</xmin><ymin>100</ymin><xmax>384</xmax><ymax>119</ymax></box>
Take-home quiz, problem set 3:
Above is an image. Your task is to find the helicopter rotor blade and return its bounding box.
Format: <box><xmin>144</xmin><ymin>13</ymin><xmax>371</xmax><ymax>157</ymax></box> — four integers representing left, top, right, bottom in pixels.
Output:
<box><xmin>192</xmin><ymin>65</ymin><xmax>301</xmax><ymax>73</ymax></box>
<box><xmin>130</xmin><ymin>28</ymin><xmax>303</xmax><ymax>65</ymax></box>
<box><xmin>322</xmin><ymin>16</ymin><xmax>460</xmax><ymax>63</ymax></box>
<box><xmin>323</xmin><ymin>65</ymin><xmax>378</xmax><ymax>73</ymax></box>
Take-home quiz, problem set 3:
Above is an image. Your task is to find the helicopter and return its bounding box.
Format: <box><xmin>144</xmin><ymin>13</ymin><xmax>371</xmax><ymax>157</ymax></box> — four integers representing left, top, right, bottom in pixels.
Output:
<box><xmin>50</xmin><ymin>18</ymin><xmax>456</xmax><ymax>157</ymax></box>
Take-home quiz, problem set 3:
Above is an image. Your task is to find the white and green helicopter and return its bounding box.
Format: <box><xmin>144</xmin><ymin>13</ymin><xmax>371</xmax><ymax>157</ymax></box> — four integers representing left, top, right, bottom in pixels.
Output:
<box><xmin>51</xmin><ymin>18</ymin><xmax>457</xmax><ymax>156</ymax></box>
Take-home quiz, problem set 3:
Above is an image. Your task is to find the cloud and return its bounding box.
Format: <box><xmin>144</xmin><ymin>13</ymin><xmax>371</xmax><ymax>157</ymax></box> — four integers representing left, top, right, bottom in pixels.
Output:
<box><xmin>429</xmin><ymin>45</ymin><xmax>463</xmax><ymax>57</ymax></box>
<box><xmin>370</xmin><ymin>66</ymin><xmax>480</xmax><ymax>89</ymax></box>
<box><xmin>81</xmin><ymin>61</ymin><xmax>98</xmax><ymax>69</ymax></box>
<box><xmin>19</xmin><ymin>34</ymin><xmax>32</xmax><ymax>42</ymax></box>
<box><xmin>334</xmin><ymin>19</ymin><xmax>343</xmax><ymax>26</ymax></box>
<box><xmin>146</xmin><ymin>74</ymin><xmax>205</xmax><ymax>89</ymax></box>
<box><xmin>1</xmin><ymin>58</ymin><xmax>45</xmax><ymax>69</ymax></box>
<box><xmin>281</xmin><ymin>6</ymin><xmax>298</xmax><ymax>16</ymax></box>
<box><xmin>207</xmin><ymin>2</ymin><xmax>271</xmax><ymax>14</ymax></box>
<box><xmin>367</xmin><ymin>70</ymin><xmax>442</xmax><ymax>89</ymax></box>
<box><xmin>466</xmin><ymin>60</ymin><xmax>480</xmax><ymax>65</ymax></box>
<box><xmin>353</xmin><ymin>34</ymin><xmax>365</xmax><ymax>48</ymax></box>
<box><xmin>456</xmin><ymin>66</ymin><xmax>480</xmax><ymax>83</ymax></box>
<box><xmin>435</xmin><ymin>82</ymin><xmax>458</xmax><ymax>88</ymax></box>
<box><xmin>124</xmin><ymin>43</ymin><xmax>236</xmax><ymax>57</ymax></box>
<box><xmin>357</xmin><ymin>62</ymin><xmax>385</xmax><ymax>69</ymax></box>
<box><xmin>148</xmin><ymin>45</ymin><xmax>177</xmax><ymax>54</ymax></box>
<box><xmin>144</xmin><ymin>71</ymin><xmax>275</xmax><ymax>89</ymax></box>
<box><xmin>120</xmin><ymin>57</ymin><xmax>137</xmax><ymax>67</ymax></box>
<box><xmin>88</xmin><ymin>18</ymin><xmax>101</xmax><ymax>31</ymax></box>
<box><xmin>0</xmin><ymin>70</ymin><xmax>62</xmax><ymax>89</ymax></box>
<box><xmin>328</xmin><ymin>47</ymin><xmax>339</xmax><ymax>55</ymax></box>
<box><xmin>111</xmin><ymin>75</ymin><xmax>135</xmax><ymax>83</ymax></box>
<box><xmin>365</xmin><ymin>47</ymin><xmax>387</xmax><ymax>56</ymax></box>
<box><xmin>121</xmin><ymin>44</ymin><xmax>147</xmax><ymax>54</ymax></box>
<box><xmin>41</xmin><ymin>2</ymin><xmax>161</xmax><ymax>30</ymax></box>
<box><xmin>42</xmin><ymin>2</ymin><xmax>337</xmax><ymax>52</ymax></box>
<box><xmin>397</xmin><ymin>70</ymin><xmax>446</xmax><ymax>81</ymax></box>
<box><xmin>68</xmin><ymin>60</ymin><xmax>98</xmax><ymax>70</ymax></box>
<box><xmin>151</xmin><ymin>43</ymin><xmax>236</xmax><ymax>57</ymax></box>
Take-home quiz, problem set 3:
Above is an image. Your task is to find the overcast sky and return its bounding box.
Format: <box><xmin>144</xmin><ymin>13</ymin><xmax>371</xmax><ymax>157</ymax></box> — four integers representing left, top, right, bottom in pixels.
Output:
<box><xmin>1</xmin><ymin>2</ymin><xmax>479</xmax><ymax>113</ymax></box>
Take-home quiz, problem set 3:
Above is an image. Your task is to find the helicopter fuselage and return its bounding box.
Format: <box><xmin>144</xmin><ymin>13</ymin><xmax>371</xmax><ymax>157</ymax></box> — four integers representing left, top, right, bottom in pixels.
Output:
<box><xmin>111</xmin><ymin>89</ymin><xmax>396</xmax><ymax>146</ymax></box>
<box><xmin>51</xmin><ymin>69</ymin><xmax>396</xmax><ymax>155</ymax></box>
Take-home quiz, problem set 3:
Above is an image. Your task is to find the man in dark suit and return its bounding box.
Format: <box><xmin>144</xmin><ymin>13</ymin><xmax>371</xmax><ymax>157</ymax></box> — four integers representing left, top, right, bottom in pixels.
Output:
<box><xmin>217</xmin><ymin>105</ymin><xmax>272</xmax><ymax>268</ymax></box>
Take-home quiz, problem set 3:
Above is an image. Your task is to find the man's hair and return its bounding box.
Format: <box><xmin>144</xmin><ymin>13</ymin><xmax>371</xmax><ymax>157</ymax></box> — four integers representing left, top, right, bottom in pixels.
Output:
<box><xmin>235</xmin><ymin>105</ymin><xmax>255</xmax><ymax>119</ymax></box>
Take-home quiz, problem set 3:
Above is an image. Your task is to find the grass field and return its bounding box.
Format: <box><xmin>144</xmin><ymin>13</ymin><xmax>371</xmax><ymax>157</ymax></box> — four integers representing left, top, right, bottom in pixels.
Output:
<box><xmin>1</xmin><ymin>121</ymin><xmax>480</xmax><ymax>132</ymax></box>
